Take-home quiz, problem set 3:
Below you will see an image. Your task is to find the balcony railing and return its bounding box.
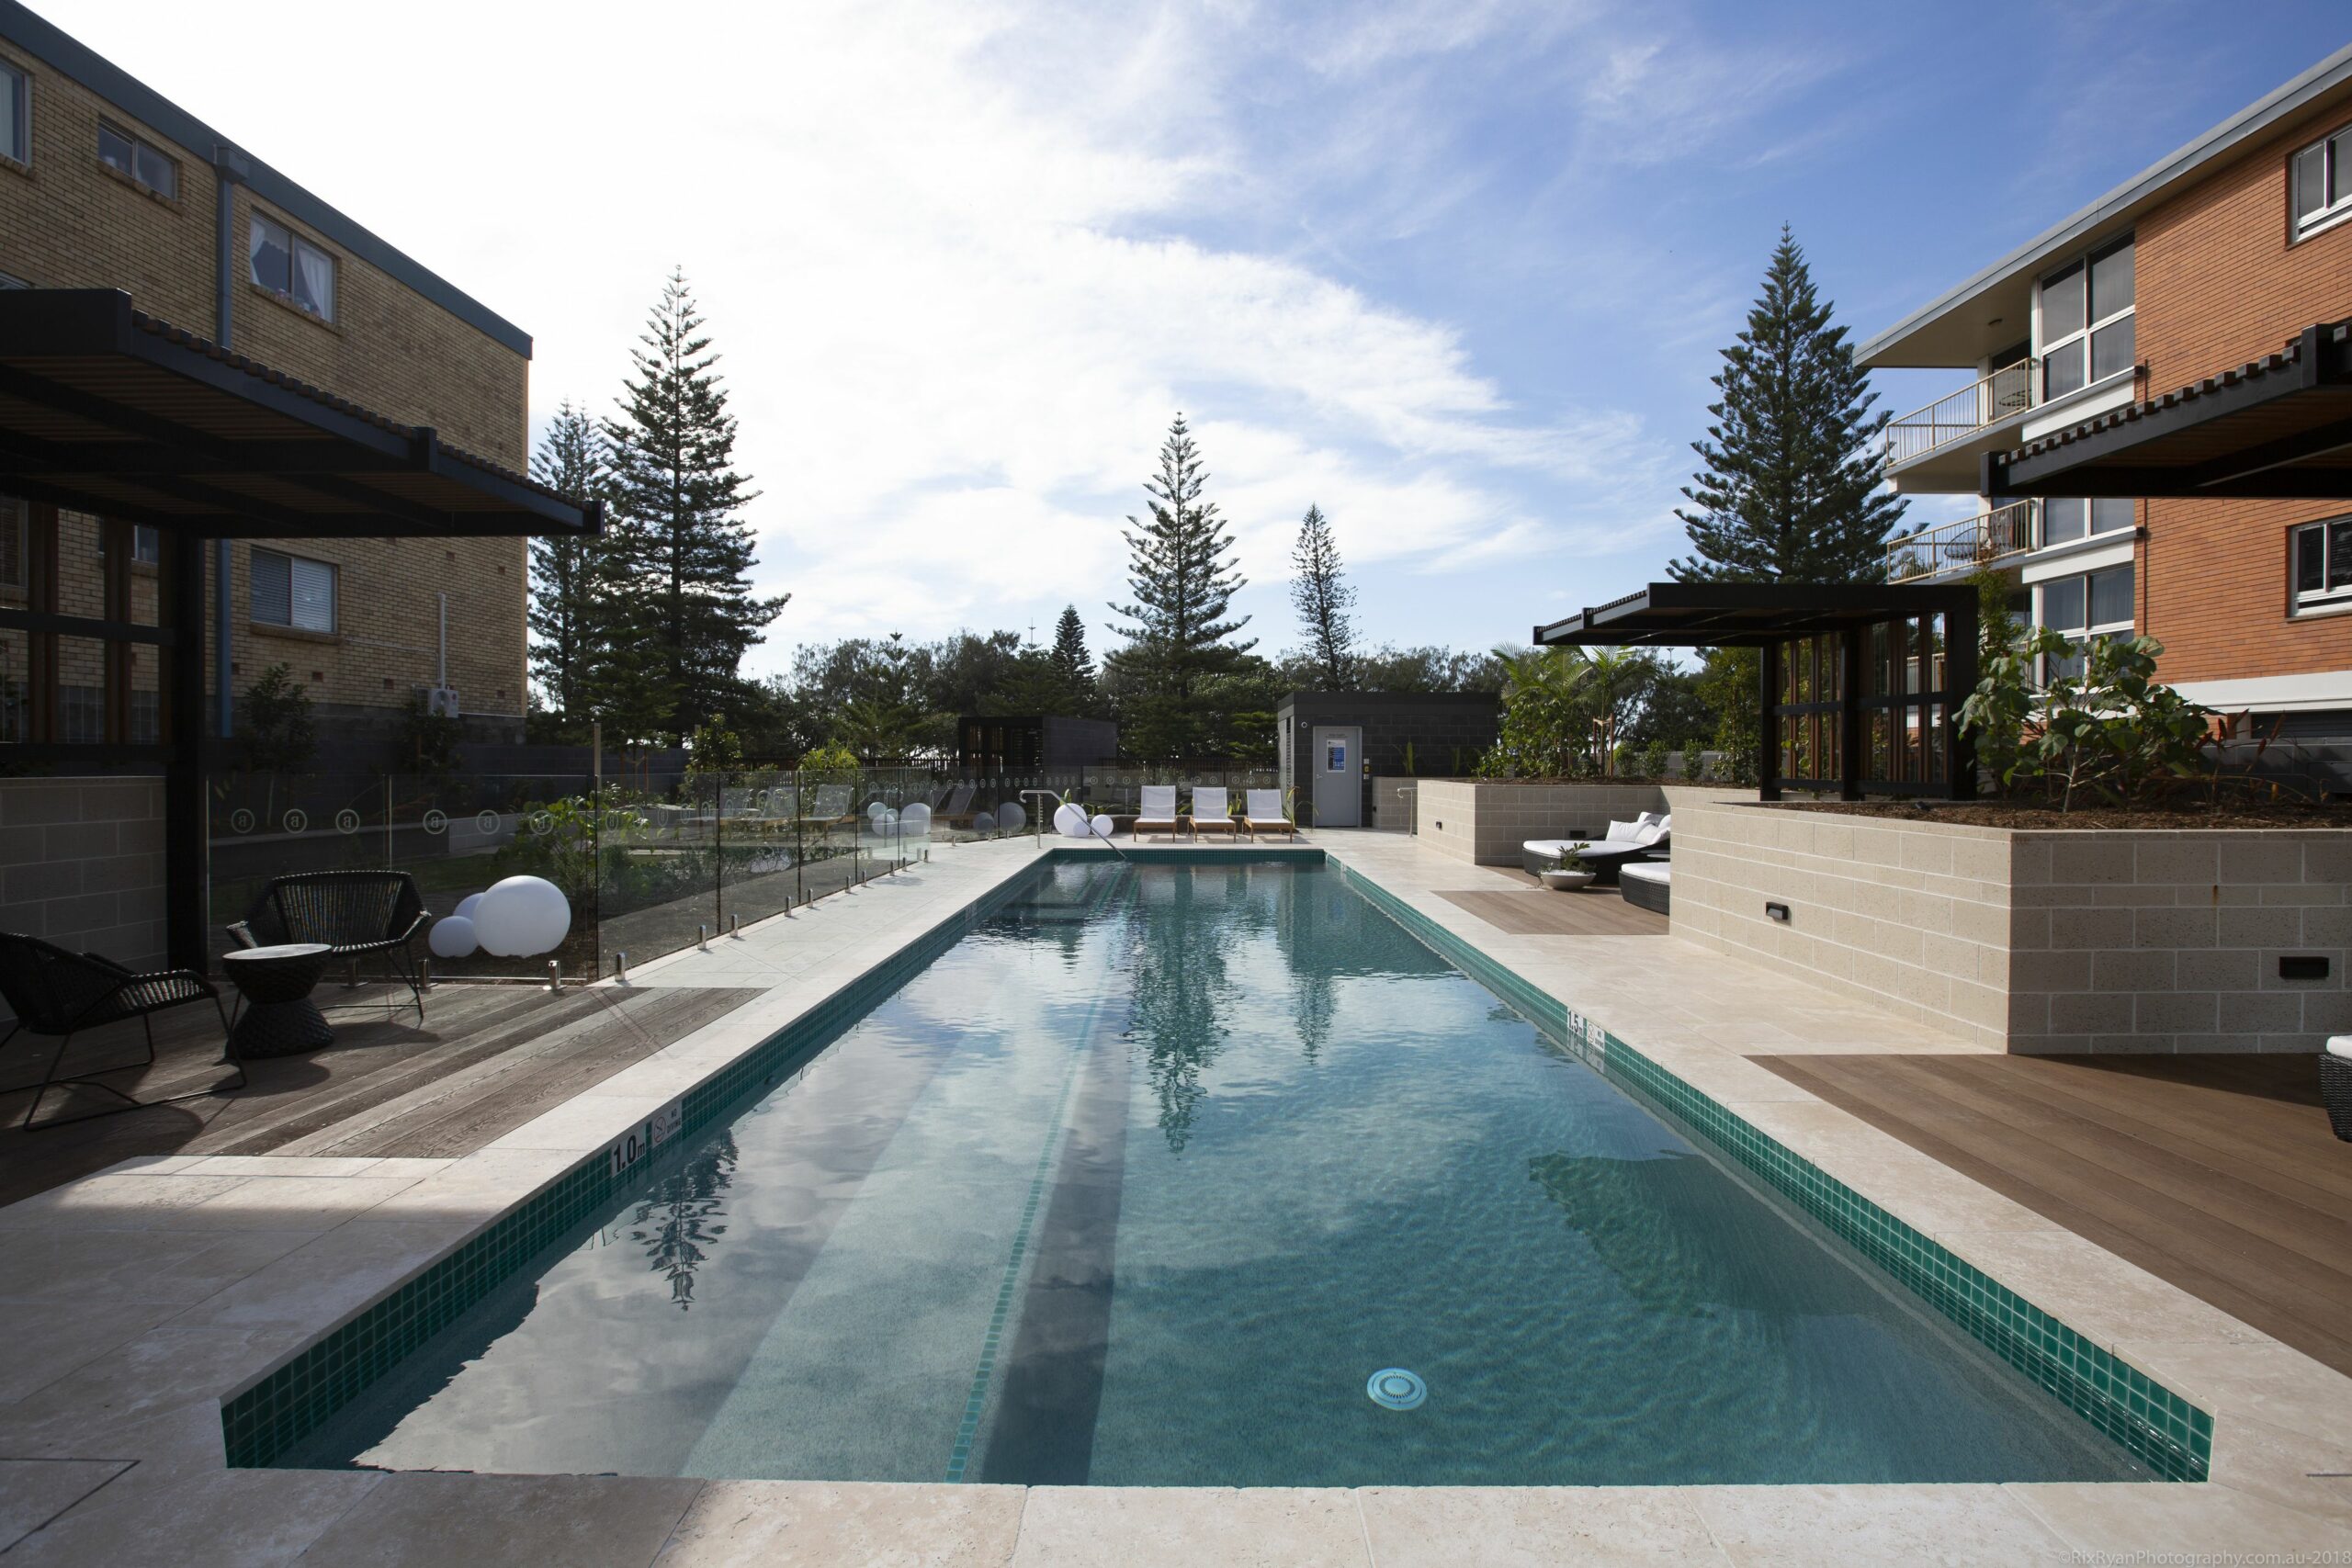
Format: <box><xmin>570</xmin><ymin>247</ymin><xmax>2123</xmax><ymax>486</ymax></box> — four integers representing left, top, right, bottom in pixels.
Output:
<box><xmin>1885</xmin><ymin>357</ymin><xmax>2036</xmax><ymax>468</ymax></box>
<box><xmin>1884</xmin><ymin>499</ymin><xmax>2040</xmax><ymax>583</ymax></box>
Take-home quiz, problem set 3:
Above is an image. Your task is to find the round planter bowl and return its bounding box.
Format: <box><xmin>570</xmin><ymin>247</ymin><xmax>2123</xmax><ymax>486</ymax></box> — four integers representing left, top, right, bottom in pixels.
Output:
<box><xmin>1539</xmin><ymin>869</ymin><xmax>1598</xmax><ymax>891</ymax></box>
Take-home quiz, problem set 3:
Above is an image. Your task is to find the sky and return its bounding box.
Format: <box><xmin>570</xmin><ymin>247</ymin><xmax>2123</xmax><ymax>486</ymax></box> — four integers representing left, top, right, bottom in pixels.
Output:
<box><xmin>33</xmin><ymin>0</ymin><xmax>2352</xmax><ymax>678</ymax></box>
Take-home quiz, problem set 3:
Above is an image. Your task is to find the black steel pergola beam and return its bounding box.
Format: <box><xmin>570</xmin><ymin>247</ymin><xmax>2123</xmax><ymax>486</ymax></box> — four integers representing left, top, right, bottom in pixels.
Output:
<box><xmin>1986</xmin><ymin>321</ymin><xmax>2352</xmax><ymax>500</ymax></box>
<box><xmin>0</xmin><ymin>606</ymin><xmax>175</xmax><ymax>646</ymax></box>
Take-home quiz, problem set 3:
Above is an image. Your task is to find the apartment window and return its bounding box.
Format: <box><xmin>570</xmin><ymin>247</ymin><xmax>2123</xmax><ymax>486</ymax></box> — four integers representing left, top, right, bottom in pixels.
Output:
<box><xmin>1</xmin><ymin>61</ymin><xmax>26</xmax><ymax>166</ymax></box>
<box><xmin>248</xmin><ymin>215</ymin><xmax>335</xmax><ymax>321</ymax></box>
<box><xmin>2038</xmin><ymin>236</ymin><xmax>2134</xmax><ymax>400</ymax></box>
<box><xmin>57</xmin><ymin>684</ymin><xmax>101</xmax><ymax>744</ymax></box>
<box><xmin>251</xmin><ymin>547</ymin><xmax>335</xmax><ymax>632</ymax></box>
<box><xmin>96</xmin><ymin>120</ymin><xmax>176</xmax><ymax>198</ymax></box>
<box><xmin>2293</xmin><ymin>120</ymin><xmax>2352</xmax><ymax>238</ymax></box>
<box><xmin>2041</xmin><ymin>498</ymin><xmax>2135</xmax><ymax>547</ymax></box>
<box><xmin>0</xmin><ymin>494</ymin><xmax>23</xmax><ymax>591</ymax></box>
<box><xmin>2037</xmin><ymin>563</ymin><xmax>2135</xmax><ymax>680</ymax></box>
<box><xmin>2292</xmin><ymin>517</ymin><xmax>2352</xmax><ymax>610</ymax></box>
<box><xmin>97</xmin><ymin>523</ymin><xmax>161</xmax><ymax>565</ymax></box>
<box><xmin>0</xmin><ymin>272</ymin><xmax>26</xmax><ymax>289</ymax></box>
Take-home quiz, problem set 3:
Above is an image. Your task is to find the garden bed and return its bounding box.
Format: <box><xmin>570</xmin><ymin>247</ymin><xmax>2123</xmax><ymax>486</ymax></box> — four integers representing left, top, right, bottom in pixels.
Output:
<box><xmin>1758</xmin><ymin>800</ymin><xmax>2346</xmax><ymax>830</ymax></box>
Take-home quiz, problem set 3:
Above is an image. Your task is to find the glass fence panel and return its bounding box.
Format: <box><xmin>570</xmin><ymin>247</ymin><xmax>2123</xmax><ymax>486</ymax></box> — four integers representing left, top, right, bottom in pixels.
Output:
<box><xmin>598</xmin><ymin>771</ymin><xmax>718</xmax><ymax>976</ymax></box>
<box><xmin>716</xmin><ymin>768</ymin><xmax>803</xmax><ymax>931</ymax></box>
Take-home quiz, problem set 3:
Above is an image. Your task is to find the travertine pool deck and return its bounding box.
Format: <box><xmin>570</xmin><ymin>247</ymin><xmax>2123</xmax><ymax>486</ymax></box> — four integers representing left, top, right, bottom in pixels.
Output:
<box><xmin>0</xmin><ymin>830</ymin><xmax>2346</xmax><ymax>1563</ymax></box>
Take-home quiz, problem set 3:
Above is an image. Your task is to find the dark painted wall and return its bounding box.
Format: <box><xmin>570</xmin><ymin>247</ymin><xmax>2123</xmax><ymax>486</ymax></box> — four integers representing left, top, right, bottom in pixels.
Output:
<box><xmin>1277</xmin><ymin>693</ymin><xmax>1500</xmax><ymax>826</ymax></box>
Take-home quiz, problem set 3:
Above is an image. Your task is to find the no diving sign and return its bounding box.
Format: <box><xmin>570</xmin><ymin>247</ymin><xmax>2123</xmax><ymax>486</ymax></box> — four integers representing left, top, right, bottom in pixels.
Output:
<box><xmin>605</xmin><ymin>1100</ymin><xmax>684</xmax><ymax>1179</ymax></box>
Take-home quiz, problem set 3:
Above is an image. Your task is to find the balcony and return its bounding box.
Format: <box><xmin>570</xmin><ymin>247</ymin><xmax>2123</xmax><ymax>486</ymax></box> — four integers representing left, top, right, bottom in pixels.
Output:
<box><xmin>1883</xmin><ymin>358</ymin><xmax>2035</xmax><ymax>492</ymax></box>
<box><xmin>1884</xmin><ymin>500</ymin><xmax>2039</xmax><ymax>583</ymax></box>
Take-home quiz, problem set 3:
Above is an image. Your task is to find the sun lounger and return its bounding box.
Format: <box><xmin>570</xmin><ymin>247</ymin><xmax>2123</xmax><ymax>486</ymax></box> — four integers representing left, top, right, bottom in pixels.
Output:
<box><xmin>1242</xmin><ymin>789</ymin><xmax>1296</xmax><ymax>839</ymax></box>
<box><xmin>1135</xmin><ymin>784</ymin><xmax>1185</xmax><ymax>840</ymax></box>
<box><xmin>934</xmin><ymin>784</ymin><xmax>981</xmax><ymax>827</ymax></box>
<box><xmin>1190</xmin><ymin>786</ymin><xmax>1239</xmax><ymax>837</ymax></box>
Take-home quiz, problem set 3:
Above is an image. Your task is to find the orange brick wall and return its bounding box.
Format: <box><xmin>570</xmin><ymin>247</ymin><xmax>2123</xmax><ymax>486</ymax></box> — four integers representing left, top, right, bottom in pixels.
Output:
<box><xmin>0</xmin><ymin>36</ymin><xmax>531</xmax><ymax>735</ymax></box>
<box><xmin>2134</xmin><ymin>97</ymin><xmax>2352</xmax><ymax>688</ymax></box>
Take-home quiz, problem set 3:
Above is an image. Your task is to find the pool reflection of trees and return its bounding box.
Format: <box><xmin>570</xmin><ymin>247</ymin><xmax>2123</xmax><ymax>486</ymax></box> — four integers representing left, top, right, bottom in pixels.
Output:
<box><xmin>628</xmin><ymin>1131</ymin><xmax>741</xmax><ymax>1310</ymax></box>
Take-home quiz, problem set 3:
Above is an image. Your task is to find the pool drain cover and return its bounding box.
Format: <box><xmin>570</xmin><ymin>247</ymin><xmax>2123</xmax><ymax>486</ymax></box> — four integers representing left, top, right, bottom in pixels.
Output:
<box><xmin>1366</xmin><ymin>1368</ymin><xmax>1426</xmax><ymax>1410</ymax></box>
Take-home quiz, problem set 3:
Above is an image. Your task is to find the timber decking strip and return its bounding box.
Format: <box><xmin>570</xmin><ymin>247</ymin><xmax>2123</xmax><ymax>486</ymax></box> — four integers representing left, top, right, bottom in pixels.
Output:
<box><xmin>1435</xmin><ymin>888</ymin><xmax>1668</xmax><ymax>937</ymax></box>
<box><xmin>0</xmin><ymin>983</ymin><xmax>763</xmax><ymax>1205</ymax></box>
<box><xmin>1753</xmin><ymin>1050</ymin><xmax>2352</xmax><ymax>1377</ymax></box>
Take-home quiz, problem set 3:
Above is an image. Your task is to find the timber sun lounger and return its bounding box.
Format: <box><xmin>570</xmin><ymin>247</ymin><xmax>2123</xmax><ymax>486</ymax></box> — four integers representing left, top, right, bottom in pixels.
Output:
<box><xmin>1242</xmin><ymin>789</ymin><xmax>1297</xmax><ymax>839</ymax></box>
<box><xmin>1135</xmin><ymin>784</ymin><xmax>1186</xmax><ymax>840</ymax></box>
<box><xmin>1190</xmin><ymin>786</ymin><xmax>1240</xmax><ymax>838</ymax></box>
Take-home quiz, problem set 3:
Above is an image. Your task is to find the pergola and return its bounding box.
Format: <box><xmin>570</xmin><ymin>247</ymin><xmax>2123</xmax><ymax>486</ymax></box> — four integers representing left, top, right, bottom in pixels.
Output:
<box><xmin>0</xmin><ymin>289</ymin><xmax>600</xmax><ymax>970</ymax></box>
<box><xmin>1984</xmin><ymin>320</ymin><xmax>2352</xmax><ymax>499</ymax></box>
<box><xmin>1534</xmin><ymin>581</ymin><xmax>1980</xmax><ymax>801</ymax></box>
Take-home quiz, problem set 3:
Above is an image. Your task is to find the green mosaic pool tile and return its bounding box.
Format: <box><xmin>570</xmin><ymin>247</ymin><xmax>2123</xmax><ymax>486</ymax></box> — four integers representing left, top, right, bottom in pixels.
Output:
<box><xmin>1329</xmin><ymin>854</ymin><xmax>2213</xmax><ymax>1483</ymax></box>
<box><xmin>226</xmin><ymin>853</ymin><xmax>1097</xmax><ymax>1470</ymax></box>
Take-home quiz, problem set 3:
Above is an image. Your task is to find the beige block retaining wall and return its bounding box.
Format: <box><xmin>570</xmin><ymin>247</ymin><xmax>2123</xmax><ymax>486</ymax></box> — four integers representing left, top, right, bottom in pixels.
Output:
<box><xmin>0</xmin><ymin>776</ymin><xmax>168</xmax><ymax>1022</ymax></box>
<box><xmin>1414</xmin><ymin>780</ymin><xmax>1670</xmax><ymax>865</ymax></box>
<box><xmin>1664</xmin><ymin>786</ymin><xmax>2352</xmax><ymax>1054</ymax></box>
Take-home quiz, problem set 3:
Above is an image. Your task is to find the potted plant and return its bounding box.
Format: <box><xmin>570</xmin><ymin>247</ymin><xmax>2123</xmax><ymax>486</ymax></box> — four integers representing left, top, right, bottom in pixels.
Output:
<box><xmin>1539</xmin><ymin>842</ymin><xmax>1596</xmax><ymax>891</ymax></box>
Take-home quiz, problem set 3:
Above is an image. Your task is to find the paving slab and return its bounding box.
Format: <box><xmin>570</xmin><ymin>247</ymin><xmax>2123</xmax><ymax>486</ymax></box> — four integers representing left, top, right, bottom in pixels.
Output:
<box><xmin>295</xmin><ymin>1472</ymin><xmax>704</xmax><ymax>1568</ymax></box>
<box><xmin>654</xmin><ymin>1479</ymin><xmax>1024</xmax><ymax>1567</ymax></box>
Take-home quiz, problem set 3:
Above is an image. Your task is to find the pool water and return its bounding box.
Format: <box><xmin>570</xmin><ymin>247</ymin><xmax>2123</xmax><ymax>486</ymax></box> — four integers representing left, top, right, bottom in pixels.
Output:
<box><xmin>293</xmin><ymin>860</ymin><xmax>2144</xmax><ymax>1485</ymax></box>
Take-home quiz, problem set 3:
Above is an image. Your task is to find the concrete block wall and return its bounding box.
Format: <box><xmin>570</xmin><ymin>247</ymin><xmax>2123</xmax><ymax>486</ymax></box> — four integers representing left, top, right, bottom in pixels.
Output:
<box><xmin>0</xmin><ymin>776</ymin><xmax>167</xmax><ymax>1021</ymax></box>
<box><xmin>1416</xmin><ymin>780</ymin><xmax>1669</xmax><ymax>865</ymax></box>
<box><xmin>1666</xmin><ymin>787</ymin><xmax>2352</xmax><ymax>1054</ymax></box>
<box><xmin>2007</xmin><ymin>831</ymin><xmax>2352</xmax><ymax>1054</ymax></box>
<box><xmin>1666</xmin><ymin>792</ymin><xmax>2013</xmax><ymax>1050</ymax></box>
<box><xmin>1371</xmin><ymin>777</ymin><xmax>1416</xmax><ymax>832</ymax></box>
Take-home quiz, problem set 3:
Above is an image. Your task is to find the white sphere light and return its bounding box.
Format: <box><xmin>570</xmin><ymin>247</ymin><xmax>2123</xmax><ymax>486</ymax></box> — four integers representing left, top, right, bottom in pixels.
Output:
<box><xmin>971</xmin><ymin>809</ymin><xmax>995</xmax><ymax>834</ymax></box>
<box><xmin>453</xmin><ymin>892</ymin><xmax>483</xmax><ymax>921</ymax></box>
<box><xmin>1054</xmin><ymin>803</ymin><xmax>1091</xmax><ymax>839</ymax></box>
<box><xmin>997</xmin><ymin>801</ymin><xmax>1026</xmax><ymax>833</ymax></box>
<box><xmin>427</xmin><ymin>914</ymin><xmax>478</xmax><ymax>959</ymax></box>
<box><xmin>899</xmin><ymin>803</ymin><xmax>931</xmax><ymax>836</ymax></box>
<box><xmin>1091</xmin><ymin>813</ymin><xmax>1115</xmax><ymax>840</ymax></box>
<box><xmin>473</xmin><ymin>875</ymin><xmax>571</xmax><ymax>958</ymax></box>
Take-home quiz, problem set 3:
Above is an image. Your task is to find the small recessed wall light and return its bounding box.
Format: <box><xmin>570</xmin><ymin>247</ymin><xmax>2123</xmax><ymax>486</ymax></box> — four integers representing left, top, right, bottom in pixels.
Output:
<box><xmin>1765</xmin><ymin>901</ymin><xmax>1791</xmax><ymax>922</ymax></box>
<box><xmin>2279</xmin><ymin>955</ymin><xmax>2329</xmax><ymax>980</ymax></box>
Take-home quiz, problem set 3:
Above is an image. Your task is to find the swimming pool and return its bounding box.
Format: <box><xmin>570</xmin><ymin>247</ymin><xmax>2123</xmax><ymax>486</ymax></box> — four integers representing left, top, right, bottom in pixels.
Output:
<box><xmin>282</xmin><ymin>856</ymin><xmax>2152</xmax><ymax>1486</ymax></box>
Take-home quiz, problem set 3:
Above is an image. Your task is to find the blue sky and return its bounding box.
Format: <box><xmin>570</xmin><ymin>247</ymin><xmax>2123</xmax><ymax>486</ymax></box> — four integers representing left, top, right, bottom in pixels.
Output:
<box><xmin>43</xmin><ymin>0</ymin><xmax>2352</xmax><ymax>675</ymax></box>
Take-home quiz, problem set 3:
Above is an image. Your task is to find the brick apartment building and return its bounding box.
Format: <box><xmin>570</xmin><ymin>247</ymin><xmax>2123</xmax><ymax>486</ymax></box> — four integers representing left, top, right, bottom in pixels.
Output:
<box><xmin>1862</xmin><ymin>42</ymin><xmax>2352</xmax><ymax>778</ymax></box>
<box><xmin>0</xmin><ymin>1</ymin><xmax>534</xmax><ymax>752</ymax></box>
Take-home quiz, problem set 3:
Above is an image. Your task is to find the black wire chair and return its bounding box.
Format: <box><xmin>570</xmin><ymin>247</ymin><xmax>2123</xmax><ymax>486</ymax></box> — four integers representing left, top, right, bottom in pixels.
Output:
<box><xmin>225</xmin><ymin>871</ymin><xmax>429</xmax><ymax>1022</ymax></box>
<box><xmin>0</xmin><ymin>931</ymin><xmax>243</xmax><ymax>1131</ymax></box>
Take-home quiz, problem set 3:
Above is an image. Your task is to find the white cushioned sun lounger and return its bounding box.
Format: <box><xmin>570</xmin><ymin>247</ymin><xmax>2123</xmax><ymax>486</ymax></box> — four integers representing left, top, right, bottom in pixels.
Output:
<box><xmin>1243</xmin><ymin>789</ymin><xmax>1295</xmax><ymax>838</ymax></box>
<box><xmin>1191</xmin><ymin>785</ymin><xmax>1238</xmax><ymax>835</ymax></box>
<box><xmin>1136</xmin><ymin>784</ymin><xmax>1183</xmax><ymax>840</ymax></box>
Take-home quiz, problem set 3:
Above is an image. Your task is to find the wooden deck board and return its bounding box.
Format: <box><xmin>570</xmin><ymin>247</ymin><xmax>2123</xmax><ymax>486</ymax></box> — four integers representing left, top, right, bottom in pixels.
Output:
<box><xmin>1435</xmin><ymin>888</ymin><xmax>1668</xmax><ymax>937</ymax></box>
<box><xmin>0</xmin><ymin>982</ymin><xmax>762</xmax><ymax>1206</ymax></box>
<box><xmin>1755</xmin><ymin>1050</ymin><xmax>2352</xmax><ymax>1376</ymax></box>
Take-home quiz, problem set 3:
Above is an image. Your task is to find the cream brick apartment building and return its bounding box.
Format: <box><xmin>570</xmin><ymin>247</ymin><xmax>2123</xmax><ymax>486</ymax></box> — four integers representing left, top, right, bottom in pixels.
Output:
<box><xmin>0</xmin><ymin>0</ymin><xmax>533</xmax><ymax>750</ymax></box>
<box><xmin>1863</xmin><ymin>42</ymin><xmax>2352</xmax><ymax>787</ymax></box>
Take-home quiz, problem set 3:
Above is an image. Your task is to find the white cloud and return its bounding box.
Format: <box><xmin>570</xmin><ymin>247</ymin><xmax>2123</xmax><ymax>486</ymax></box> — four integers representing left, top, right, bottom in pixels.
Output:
<box><xmin>40</xmin><ymin>0</ymin><xmax>1768</xmax><ymax>668</ymax></box>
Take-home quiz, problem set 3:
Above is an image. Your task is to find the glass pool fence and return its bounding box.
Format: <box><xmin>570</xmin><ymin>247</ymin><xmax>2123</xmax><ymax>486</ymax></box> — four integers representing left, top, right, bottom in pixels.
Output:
<box><xmin>207</xmin><ymin>763</ymin><xmax>1279</xmax><ymax>983</ymax></box>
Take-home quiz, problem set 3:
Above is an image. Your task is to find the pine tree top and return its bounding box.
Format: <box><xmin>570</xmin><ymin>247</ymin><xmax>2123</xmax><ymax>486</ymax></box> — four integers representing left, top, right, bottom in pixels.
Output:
<box><xmin>1668</xmin><ymin>224</ymin><xmax>1905</xmax><ymax>585</ymax></box>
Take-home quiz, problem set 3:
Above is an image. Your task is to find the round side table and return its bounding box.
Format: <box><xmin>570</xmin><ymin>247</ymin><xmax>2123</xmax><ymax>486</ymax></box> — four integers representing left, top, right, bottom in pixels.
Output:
<box><xmin>223</xmin><ymin>942</ymin><xmax>334</xmax><ymax>1058</ymax></box>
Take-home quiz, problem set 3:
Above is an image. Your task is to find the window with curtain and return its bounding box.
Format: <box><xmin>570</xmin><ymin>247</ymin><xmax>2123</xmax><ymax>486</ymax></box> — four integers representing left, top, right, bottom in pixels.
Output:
<box><xmin>2292</xmin><ymin>516</ymin><xmax>2352</xmax><ymax>610</ymax></box>
<box><xmin>251</xmin><ymin>548</ymin><xmax>336</xmax><ymax>632</ymax></box>
<box><xmin>2038</xmin><ymin>236</ymin><xmax>2134</xmax><ymax>400</ymax></box>
<box><xmin>2293</xmin><ymin>120</ymin><xmax>2352</xmax><ymax>239</ymax></box>
<box><xmin>2040</xmin><ymin>498</ymin><xmax>2135</xmax><ymax>546</ymax></box>
<box><xmin>2036</xmin><ymin>564</ymin><xmax>2134</xmax><ymax>681</ymax></box>
<box><xmin>249</xmin><ymin>213</ymin><xmax>337</xmax><ymax>321</ymax></box>
<box><xmin>1</xmin><ymin>61</ymin><xmax>26</xmax><ymax>165</ymax></box>
<box><xmin>96</xmin><ymin>120</ymin><xmax>176</xmax><ymax>198</ymax></box>
<box><xmin>96</xmin><ymin>524</ymin><xmax>161</xmax><ymax>565</ymax></box>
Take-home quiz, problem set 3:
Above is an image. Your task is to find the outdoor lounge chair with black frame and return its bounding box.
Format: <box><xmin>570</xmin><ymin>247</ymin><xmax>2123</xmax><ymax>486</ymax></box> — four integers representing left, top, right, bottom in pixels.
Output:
<box><xmin>227</xmin><ymin>871</ymin><xmax>429</xmax><ymax>1021</ymax></box>
<box><xmin>0</xmin><ymin>932</ymin><xmax>243</xmax><ymax>1130</ymax></box>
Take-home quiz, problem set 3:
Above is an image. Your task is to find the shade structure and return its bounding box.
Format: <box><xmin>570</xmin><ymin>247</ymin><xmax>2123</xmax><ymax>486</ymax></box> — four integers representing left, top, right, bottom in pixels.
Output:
<box><xmin>1534</xmin><ymin>581</ymin><xmax>1980</xmax><ymax>802</ymax></box>
<box><xmin>0</xmin><ymin>289</ymin><xmax>599</xmax><ymax>538</ymax></box>
<box><xmin>1983</xmin><ymin>321</ymin><xmax>2352</xmax><ymax>501</ymax></box>
<box><xmin>0</xmin><ymin>289</ymin><xmax>600</xmax><ymax>974</ymax></box>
